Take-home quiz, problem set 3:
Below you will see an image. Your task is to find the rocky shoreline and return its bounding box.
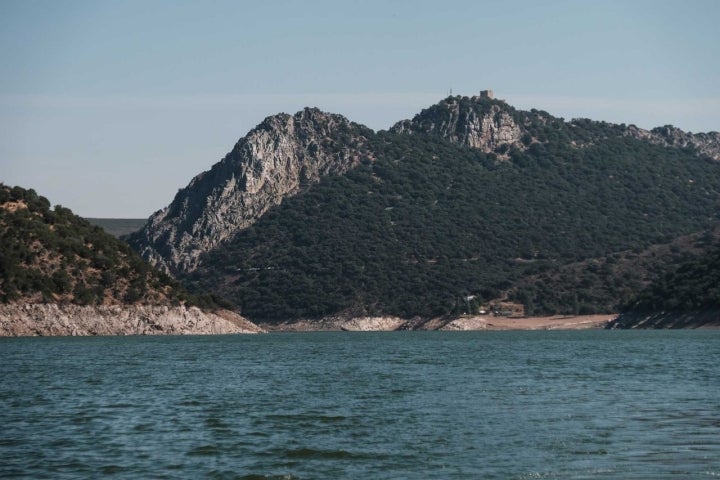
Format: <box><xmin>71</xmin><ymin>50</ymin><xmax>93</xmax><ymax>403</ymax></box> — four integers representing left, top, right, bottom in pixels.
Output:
<box><xmin>260</xmin><ymin>316</ymin><xmax>410</xmax><ymax>332</ymax></box>
<box><xmin>17</xmin><ymin>306</ymin><xmax>713</xmax><ymax>336</ymax></box>
<box><xmin>0</xmin><ymin>304</ymin><xmax>264</xmax><ymax>337</ymax></box>
<box><xmin>606</xmin><ymin>309</ymin><xmax>720</xmax><ymax>329</ymax></box>
<box><xmin>440</xmin><ymin>314</ymin><xmax>616</xmax><ymax>331</ymax></box>
<box><xmin>259</xmin><ymin>314</ymin><xmax>617</xmax><ymax>332</ymax></box>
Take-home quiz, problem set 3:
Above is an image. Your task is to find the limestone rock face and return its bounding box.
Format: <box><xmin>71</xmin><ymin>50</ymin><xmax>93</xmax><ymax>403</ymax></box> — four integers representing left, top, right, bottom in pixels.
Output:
<box><xmin>129</xmin><ymin>108</ymin><xmax>371</xmax><ymax>275</ymax></box>
<box><xmin>391</xmin><ymin>96</ymin><xmax>524</xmax><ymax>154</ymax></box>
<box><xmin>626</xmin><ymin>125</ymin><xmax>720</xmax><ymax>161</ymax></box>
<box><xmin>337</xmin><ymin>316</ymin><xmax>408</xmax><ymax>331</ymax></box>
<box><xmin>392</xmin><ymin>95</ymin><xmax>720</xmax><ymax>162</ymax></box>
<box><xmin>0</xmin><ymin>304</ymin><xmax>265</xmax><ymax>337</ymax></box>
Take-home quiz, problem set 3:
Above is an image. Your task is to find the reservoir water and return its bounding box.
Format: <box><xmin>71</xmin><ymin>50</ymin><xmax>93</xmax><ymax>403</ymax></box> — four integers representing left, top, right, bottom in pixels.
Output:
<box><xmin>1</xmin><ymin>330</ymin><xmax>718</xmax><ymax>479</ymax></box>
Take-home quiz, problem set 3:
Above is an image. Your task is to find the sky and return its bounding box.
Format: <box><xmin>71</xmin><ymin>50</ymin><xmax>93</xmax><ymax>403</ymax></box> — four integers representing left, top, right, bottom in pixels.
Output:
<box><xmin>1</xmin><ymin>0</ymin><xmax>719</xmax><ymax>218</ymax></box>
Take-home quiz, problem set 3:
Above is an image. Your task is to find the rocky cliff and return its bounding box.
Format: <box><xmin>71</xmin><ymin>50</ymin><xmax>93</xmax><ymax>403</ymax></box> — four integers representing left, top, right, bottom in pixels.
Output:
<box><xmin>129</xmin><ymin>108</ymin><xmax>373</xmax><ymax>275</ymax></box>
<box><xmin>390</xmin><ymin>95</ymin><xmax>525</xmax><ymax>155</ymax></box>
<box><xmin>391</xmin><ymin>94</ymin><xmax>720</xmax><ymax>161</ymax></box>
<box><xmin>625</xmin><ymin>125</ymin><xmax>720</xmax><ymax>161</ymax></box>
<box><xmin>0</xmin><ymin>304</ymin><xmax>264</xmax><ymax>337</ymax></box>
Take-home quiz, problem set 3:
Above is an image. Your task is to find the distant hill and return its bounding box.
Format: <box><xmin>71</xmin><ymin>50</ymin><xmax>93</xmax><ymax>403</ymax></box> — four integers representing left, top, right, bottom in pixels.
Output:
<box><xmin>0</xmin><ymin>184</ymin><xmax>224</xmax><ymax>309</ymax></box>
<box><xmin>127</xmin><ymin>94</ymin><xmax>720</xmax><ymax>323</ymax></box>
<box><xmin>85</xmin><ymin>218</ymin><xmax>146</xmax><ymax>238</ymax></box>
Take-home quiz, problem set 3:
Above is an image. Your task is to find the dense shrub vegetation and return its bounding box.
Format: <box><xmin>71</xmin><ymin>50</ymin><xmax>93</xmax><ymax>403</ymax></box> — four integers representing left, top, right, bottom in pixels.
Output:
<box><xmin>0</xmin><ymin>184</ymin><xmax>225</xmax><ymax>308</ymax></box>
<box><xmin>624</xmin><ymin>233</ymin><xmax>720</xmax><ymax>313</ymax></box>
<box><xmin>505</xmin><ymin>228</ymin><xmax>720</xmax><ymax>315</ymax></box>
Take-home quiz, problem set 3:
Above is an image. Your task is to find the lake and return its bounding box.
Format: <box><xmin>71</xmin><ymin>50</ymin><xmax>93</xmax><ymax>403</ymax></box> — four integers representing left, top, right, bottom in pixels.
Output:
<box><xmin>1</xmin><ymin>330</ymin><xmax>718</xmax><ymax>479</ymax></box>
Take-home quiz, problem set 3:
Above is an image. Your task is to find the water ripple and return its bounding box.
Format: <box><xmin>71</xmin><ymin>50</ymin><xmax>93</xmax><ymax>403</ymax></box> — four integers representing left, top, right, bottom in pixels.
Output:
<box><xmin>1</xmin><ymin>331</ymin><xmax>719</xmax><ymax>479</ymax></box>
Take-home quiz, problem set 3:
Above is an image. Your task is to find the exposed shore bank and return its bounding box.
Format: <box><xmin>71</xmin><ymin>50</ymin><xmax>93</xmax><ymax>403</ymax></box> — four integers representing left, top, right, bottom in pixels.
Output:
<box><xmin>440</xmin><ymin>314</ymin><xmax>616</xmax><ymax>331</ymax></box>
<box><xmin>259</xmin><ymin>314</ymin><xmax>617</xmax><ymax>332</ymax></box>
<box><xmin>0</xmin><ymin>304</ymin><xmax>264</xmax><ymax>337</ymax></box>
<box><xmin>13</xmin><ymin>307</ymin><xmax>691</xmax><ymax>336</ymax></box>
<box><xmin>607</xmin><ymin>309</ymin><xmax>720</xmax><ymax>329</ymax></box>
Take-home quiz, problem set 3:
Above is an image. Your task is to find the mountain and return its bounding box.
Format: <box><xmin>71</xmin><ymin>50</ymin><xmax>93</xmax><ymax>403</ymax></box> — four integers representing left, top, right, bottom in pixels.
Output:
<box><xmin>128</xmin><ymin>108</ymin><xmax>373</xmax><ymax>275</ymax></box>
<box><xmin>0</xmin><ymin>184</ymin><xmax>261</xmax><ymax>335</ymax></box>
<box><xmin>128</xmin><ymin>93</ymin><xmax>720</xmax><ymax>323</ymax></box>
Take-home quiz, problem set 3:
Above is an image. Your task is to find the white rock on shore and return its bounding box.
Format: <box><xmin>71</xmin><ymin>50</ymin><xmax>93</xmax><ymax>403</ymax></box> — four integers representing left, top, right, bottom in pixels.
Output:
<box><xmin>260</xmin><ymin>315</ymin><xmax>408</xmax><ymax>332</ymax></box>
<box><xmin>440</xmin><ymin>314</ymin><xmax>616</xmax><ymax>331</ymax></box>
<box><xmin>338</xmin><ymin>316</ymin><xmax>407</xmax><ymax>331</ymax></box>
<box><xmin>0</xmin><ymin>304</ymin><xmax>264</xmax><ymax>337</ymax></box>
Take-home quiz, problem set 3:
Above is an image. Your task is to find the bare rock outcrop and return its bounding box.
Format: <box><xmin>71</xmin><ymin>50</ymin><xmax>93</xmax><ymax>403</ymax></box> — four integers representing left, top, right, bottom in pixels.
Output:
<box><xmin>258</xmin><ymin>316</ymin><xmax>407</xmax><ymax>332</ymax></box>
<box><xmin>626</xmin><ymin>125</ymin><xmax>720</xmax><ymax>161</ymax></box>
<box><xmin>390</xmin><ymin>95</ymin><xmax>524</xmax><ymax>154</ymax></box>
<box><xmin>0</xmin><ymin>304</ymin><xmax>265</xmax><ymax>337</ymax></box>
<box><xmin>392</xmin><ymin>94</ymin><xmax>720</xmax><ymax>163</ymax></box>
<box><xmin>338</xmin><ymin>316</ymin><xmax>408</xmax><ymax>331</ymax></box>
<box><xmin>129</xmin><ymin>108</ymin><xmax>372</xmax><ymax>275</ymax></box>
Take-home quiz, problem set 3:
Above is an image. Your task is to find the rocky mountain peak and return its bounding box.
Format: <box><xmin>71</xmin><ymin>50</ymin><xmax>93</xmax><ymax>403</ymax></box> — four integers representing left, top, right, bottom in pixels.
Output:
<box><xmin>129</xmin><ymin>108</ymin><xmax>373</xmax><ymax>275</ymax></box>
<box><xmin>392</xmin><ymin>94</ymin><xmax>720</xmax><ymax>161</ymax></box>
<box><xmin>390</xmin><ymin>94</ymin><xmax>525</xmax><ymax>155</ymax></box>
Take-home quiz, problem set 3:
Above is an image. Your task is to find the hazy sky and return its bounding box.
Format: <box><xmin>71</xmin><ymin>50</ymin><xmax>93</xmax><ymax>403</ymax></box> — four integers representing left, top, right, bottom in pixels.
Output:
<box><xmin>2</xmin><ymin>0</ymin><xmax>719</xmax><ymax>217</ymax></box>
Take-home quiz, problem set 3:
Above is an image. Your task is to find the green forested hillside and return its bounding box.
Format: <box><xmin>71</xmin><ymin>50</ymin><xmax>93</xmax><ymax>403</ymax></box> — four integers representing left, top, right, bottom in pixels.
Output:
<box><xmin>505</xmin><ymin>228</ymin><xmax>720</xmax><ymax>315</ymax></box>
<box><xmin>184</xmin><ymin>131</ymin><xmax>720</xmax><ymax>321</ymax></box>
<box><xmin>606</xmin><ymin>232</ymin><xmax>720</xmax><ymax>328</ymax></box>
<box><xmin>624</xmin><ymin>236</ymin><xmax>720</xmax><ymax>313</ymax></box>
<box><xmin>0</xmin><ymin>184</ymin><xmax>223</xmax><ymax>307</ymax></box>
